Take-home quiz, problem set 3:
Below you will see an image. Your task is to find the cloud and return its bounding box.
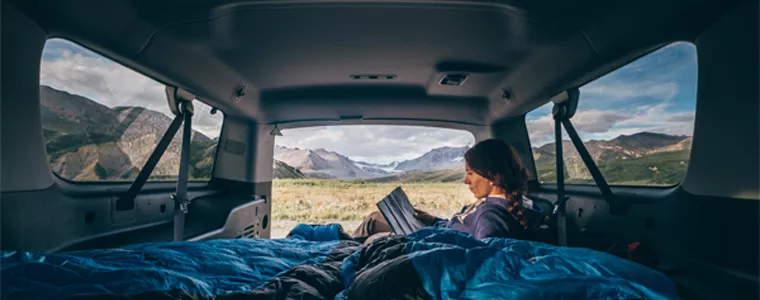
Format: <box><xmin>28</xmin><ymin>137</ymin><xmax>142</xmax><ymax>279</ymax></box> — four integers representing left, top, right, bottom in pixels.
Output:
<box><xmin>581</xmin><ymin>82</ymin><xmax>678</xmax><ymax>102</ymax></box>
<box><xmin>526</xmin><ymin>109</ymin><xmax>632</xmax><ymax>146</ymax></box>
<box><xmin>666</xmin><ymin>113</ymin><xmax>695</xmax><ymax>123</ymax></box>
<box><xmin>40</xmin><ymin>39</ymin><xmax>223</xmax><ymax>138</ymax></box>
<box><xmin>276</xmin><ymin>125</ymin><xmax>475</xmax><ymax>164</ymax></box>
<box><xmin>571</xmin><ymin>110</ymin><xmax>631</xmax><ymax>133</ymax></box>
<box><xmin>526</xmin><ymin>102</ymin><xmax>696</xmax><ymax>146</ymax></box>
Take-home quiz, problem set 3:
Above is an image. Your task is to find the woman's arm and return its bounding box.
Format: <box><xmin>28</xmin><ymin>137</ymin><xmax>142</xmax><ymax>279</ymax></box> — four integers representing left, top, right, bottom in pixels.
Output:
<box><xmin>414</xmin><ymin>209</ymin><xmax>439</xmax><ymax>226</ymax></box>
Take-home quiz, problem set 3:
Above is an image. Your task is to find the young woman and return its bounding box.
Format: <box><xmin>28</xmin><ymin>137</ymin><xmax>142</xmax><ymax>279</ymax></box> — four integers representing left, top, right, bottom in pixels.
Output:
<box><xmin>352</xmin><ymin>138</ymin><xmax>530</xmax><ymax>240</ymax></box>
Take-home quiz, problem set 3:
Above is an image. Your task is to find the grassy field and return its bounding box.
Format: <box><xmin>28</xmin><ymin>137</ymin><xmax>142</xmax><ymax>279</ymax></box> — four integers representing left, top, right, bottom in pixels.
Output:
<box><xmin>271</xmin><ymin>179</ymin><xmax>475</xmax><ymax>229</ymax></box>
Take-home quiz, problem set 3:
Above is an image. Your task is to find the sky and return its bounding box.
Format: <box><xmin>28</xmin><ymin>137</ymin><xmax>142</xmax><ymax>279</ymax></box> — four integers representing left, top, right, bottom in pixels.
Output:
<box><xmin>41</xmin><ymin>39</ymin><xmax>697</xmax><ymax>163</ymax></box>
<box><xmin>525</xmin><ymin>42</ymin><xmax>698</xmax><ymax>146</ymax></box>
<box><xmin>276</xmin><ymin>125</ymin><xmax>475</xmax><ymax>164</ymax></box>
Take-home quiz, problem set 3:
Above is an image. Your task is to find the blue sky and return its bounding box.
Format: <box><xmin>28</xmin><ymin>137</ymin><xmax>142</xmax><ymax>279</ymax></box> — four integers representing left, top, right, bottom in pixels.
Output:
<box><xmin>526</xmin><ymin>42</ymin><xmax>698</xmax><ymax>146</ymax></box>
<box><xmin>41</xmin><ymin>39</ymin><xmax>697</xmax><ymax>163</ymax></box>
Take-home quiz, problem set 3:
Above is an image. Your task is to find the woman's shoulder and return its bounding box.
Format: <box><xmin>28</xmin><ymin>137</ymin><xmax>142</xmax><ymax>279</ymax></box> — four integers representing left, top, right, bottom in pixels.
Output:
<box><xmin>477</xmin><ymin>199</ymin><xmax>525</xmax><ymax>227</ymax></box>
<box><xmin>481</xmin><ymin>197</ymin><xmax>513</xmax><ymax>210</ymax></box>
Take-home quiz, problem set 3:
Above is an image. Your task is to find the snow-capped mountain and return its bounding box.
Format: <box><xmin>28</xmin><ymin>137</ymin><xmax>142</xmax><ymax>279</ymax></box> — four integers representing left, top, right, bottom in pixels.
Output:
<box><xmin>394</xmin><ymin>146</ymin><xmax>469</xmax><ymax>172</ymax></box>
<box><xmin>274</xmin><ymin>146</ymin><xmax>377</xmax><ymax>179</ymax></box>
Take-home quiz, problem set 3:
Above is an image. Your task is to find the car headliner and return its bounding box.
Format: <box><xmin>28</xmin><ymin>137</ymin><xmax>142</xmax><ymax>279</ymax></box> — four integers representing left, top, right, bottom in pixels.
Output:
<box><xmin>8</xmin><ymin>0</ymin><xmax>738</xmax><ymax>128</ymax></box>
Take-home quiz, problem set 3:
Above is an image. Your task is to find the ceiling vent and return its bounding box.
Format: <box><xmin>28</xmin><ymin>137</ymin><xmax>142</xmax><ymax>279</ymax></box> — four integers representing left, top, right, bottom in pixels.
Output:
<box><xmin>439</xmin><ymin>73</ymin><xmax>469</xmax><ymax>86</ymax></box>
<box><xmin>350</xmin><ymin>74</ymin><xmax>397</xmax><ymax>80</ymax></box>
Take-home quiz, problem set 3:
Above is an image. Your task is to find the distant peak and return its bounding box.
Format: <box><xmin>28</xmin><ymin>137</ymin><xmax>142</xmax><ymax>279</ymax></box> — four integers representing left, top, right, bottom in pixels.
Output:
<box><xmin>430</xmin><ymin>145</ymin><xmax>468</xmax><ymax>152</ymax></box>
<box><xmin>613</xmin><ymin>131</ymin><xmax>686</xmax><ymax>141</ymax></box>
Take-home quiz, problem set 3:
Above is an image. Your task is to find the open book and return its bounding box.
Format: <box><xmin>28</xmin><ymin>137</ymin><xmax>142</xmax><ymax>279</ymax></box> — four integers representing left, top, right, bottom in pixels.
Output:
<box><xmin>375</xmin><ymin>186</ymin><xmax>426</xmax><ymax>235</ymax></box>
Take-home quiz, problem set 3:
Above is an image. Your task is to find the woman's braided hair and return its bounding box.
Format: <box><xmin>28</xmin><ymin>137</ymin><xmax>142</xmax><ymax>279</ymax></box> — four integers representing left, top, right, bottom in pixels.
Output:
<box><xmin>464</xmin><ymin>139</ymin><xmax>529</xmax><ymax>195</ymax></box>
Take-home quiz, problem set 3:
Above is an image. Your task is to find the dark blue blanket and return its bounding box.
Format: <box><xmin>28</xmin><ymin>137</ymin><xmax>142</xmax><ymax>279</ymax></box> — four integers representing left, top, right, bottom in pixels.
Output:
<box><xmin>1</xmin><ymin>228</ymin><xmax>354</xmax><ymax>300</ymax></box>
<box><xmin>339</xmin><ymin>228</ymin><xmax>678</xmax><ymax>300</ymax></box>
<box><xmin>2</xmin><ymin>225</ymin><xmax>678</xmax><ymax>300</ymax></box>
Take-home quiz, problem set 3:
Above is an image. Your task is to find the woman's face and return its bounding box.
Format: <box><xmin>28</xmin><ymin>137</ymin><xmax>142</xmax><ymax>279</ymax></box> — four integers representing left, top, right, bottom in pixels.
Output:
<box><xmin>464</xmin><ymin>163</ymin><xmax>493</xmax><ymax>199</ymax></box>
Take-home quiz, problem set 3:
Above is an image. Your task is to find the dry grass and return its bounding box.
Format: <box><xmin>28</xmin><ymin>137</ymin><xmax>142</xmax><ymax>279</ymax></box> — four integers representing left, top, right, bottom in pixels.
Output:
<box><xmin>271</xmin><ymin>179</ymin><xmax>476</xmax><ymax>226</ymax></box>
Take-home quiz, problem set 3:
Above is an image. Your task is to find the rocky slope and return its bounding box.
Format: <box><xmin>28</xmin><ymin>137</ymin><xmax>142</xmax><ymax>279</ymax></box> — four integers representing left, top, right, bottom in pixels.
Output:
<box><xmin>41</xmin><ymin>85</ymin><xmax>216</xmax><ymax>181</ymax></box>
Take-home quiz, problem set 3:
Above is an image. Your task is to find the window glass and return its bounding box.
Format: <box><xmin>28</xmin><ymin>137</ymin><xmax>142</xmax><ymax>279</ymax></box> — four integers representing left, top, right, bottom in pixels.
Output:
<box><xmin>526</xmin><ymin>42</ymin><xmax>697</xmax><ymax>186</ymax></box>
<box><xmin>40</xmin><ymin>39</ymin><xmax>223</xmax><ymax>181</ymax></box>
<box><xmin>271</xmin><ymin>125</ymin><xmax>475</xmax><ymax>238</ymax></box>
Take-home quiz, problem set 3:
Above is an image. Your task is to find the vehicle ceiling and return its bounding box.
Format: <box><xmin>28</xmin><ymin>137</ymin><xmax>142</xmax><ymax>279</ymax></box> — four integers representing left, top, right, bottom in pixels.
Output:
<box><xmin>8</xmin><ymin>0</ymin><xmax>740</xmax><ymax>127</ymax></box>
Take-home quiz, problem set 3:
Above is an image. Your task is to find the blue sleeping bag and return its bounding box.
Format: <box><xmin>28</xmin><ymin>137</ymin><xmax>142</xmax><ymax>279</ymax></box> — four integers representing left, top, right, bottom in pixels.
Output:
<box><xmin>1</xmin><ymin>227</ymin><xmax>358</xmax><ymax>300</ymax></box>
<box><xmin>339</xmin><ymin>227</ymin><xmax>678</xmax><ymax>300</ymax></box>
<box><xmin>2</xmin><ymin>224</ymin><xmax>678</xmax><ymax>299</ymax></box>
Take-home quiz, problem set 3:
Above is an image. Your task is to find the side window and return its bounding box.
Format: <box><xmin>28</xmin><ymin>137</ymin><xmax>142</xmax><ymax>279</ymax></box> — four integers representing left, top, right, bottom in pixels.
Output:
<box><xmin>526</xmin><ymin>42</ymin><xmax>697</xmax><ymax>186</ymax></box>
<box><xmin>40</xmin><ymin>39</ymin><xmax>223</xmax><ymax>182</ymax></box>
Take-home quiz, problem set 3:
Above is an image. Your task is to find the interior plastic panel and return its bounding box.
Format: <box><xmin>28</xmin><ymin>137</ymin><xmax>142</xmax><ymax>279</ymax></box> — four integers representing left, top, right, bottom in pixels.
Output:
<box><xmin>530</xmin><ymin>185</ymin><xmax>759</xmax><ymax>299</ymax></box>
<box><xmin>0</xmin><ymin>179</ymin><xmax>272</xmax><ymax>253</ymax></box>
<box><xmin>682</xmin><ymin>0</ymin><xmax>759</xmax><ymax>200</ymax></box>
<box><xmin>0</xmin><ymin>3</ymin><xmax>56</xmax><ymax>192</ymax></box>
<box><xmin>190</xmin><ymin>197</ymin><xmax>269</xmax><ymax>241</ymax></box>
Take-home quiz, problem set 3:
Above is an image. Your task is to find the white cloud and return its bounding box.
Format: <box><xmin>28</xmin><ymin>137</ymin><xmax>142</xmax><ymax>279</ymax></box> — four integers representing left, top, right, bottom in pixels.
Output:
<box><xmin>581</xmin><ymin>82</ymin><xmax>679</xmax><ymax>102</ymax></box>
<box><xmin>571</xmin><ymin>110</ymin><xmax>631</xmax><ymax>133</ymax></box>
<box><xmin>527</xmin><ymin>104</ymin><xmax>694</xmax><ymax>146</ymax></box>
<box><xmin>527</xmin><ymin>109</ymin><xmax>632</xmax><ymax>146</ymax></box>
<box><xmin>276</xmin><ymin>125</ymin><xmax>475</xmax><ymax>164</ymax></box>
<box><xmin>666</xmin><ymin>113</ymin><xmax>695</xmax><ymax>123</ymax></box>
<box><xmin>40</xmin><ymin>40</ymin><xmax>223</xmax><ymax>138</ymax></box>
<box><xmin>526</xmin><ymin>114</ymin><xmax>554</xmax><ymax>146</ymax></box>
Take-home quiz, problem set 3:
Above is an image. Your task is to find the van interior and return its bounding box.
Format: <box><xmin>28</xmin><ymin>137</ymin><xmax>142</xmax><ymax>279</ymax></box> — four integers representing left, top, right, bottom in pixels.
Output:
<box><xmin>1</xmin><ymin>0</ymin><xmax>758</xmax><ymax>299</ymax></box>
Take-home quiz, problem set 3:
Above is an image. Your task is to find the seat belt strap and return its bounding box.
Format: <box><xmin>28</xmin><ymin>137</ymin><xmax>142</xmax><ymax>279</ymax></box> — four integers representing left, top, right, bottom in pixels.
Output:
<box><xmin>560</xmin><ymin>118</ymin><xmax>619</xmax><ymax>213</ymax></box>
<box><xmin>117</xmin><ymin>114</ymin><xmax>184</xmax><ymax>211</ymax></box>
<box><xmin>173</xmin><ymin>101</ymin><xmax>194</xmax><ymax>241</ymax></box>
<box><xmin>553</xmin><ymin>113</ymin><xmax>568</xmax><ymax>247</ymax></box>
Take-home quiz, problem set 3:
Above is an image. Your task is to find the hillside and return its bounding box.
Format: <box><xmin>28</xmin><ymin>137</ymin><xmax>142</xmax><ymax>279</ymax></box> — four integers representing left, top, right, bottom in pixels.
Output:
<box><xmin>273</xmin><ymin>160</ymin><xmax>306</xmax><ymax>179</ymax></box>
<box><xmin>532</xmin><ymin>133</ymin><xmax>692</xmax><ymax>185</ymax></box>
<box><xmin>41</xmin><ymin>85</ymin><xmax>217</xmax><ymax>181</ymax></box>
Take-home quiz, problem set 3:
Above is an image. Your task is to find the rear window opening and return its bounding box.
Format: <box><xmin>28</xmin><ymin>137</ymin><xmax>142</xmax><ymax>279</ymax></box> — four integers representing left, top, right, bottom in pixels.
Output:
<box><xmin>40</xmin><ymin>38</ymin><xmax>223</xmax><ymax>182</ymax></box>
<box><xmin>271</xmin><ymin>125</ymin><xmax>476</xmax><ymax>238</ymax></box>
<box><xmin>526</xmin><ymin>42</ymin><xmax>697</xmax><ymax>187</ymax></box>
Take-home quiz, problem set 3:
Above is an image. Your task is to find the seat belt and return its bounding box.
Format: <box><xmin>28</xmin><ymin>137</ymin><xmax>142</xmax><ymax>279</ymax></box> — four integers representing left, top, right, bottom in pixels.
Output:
<box><xmin>553</xmin><ymin>107</ymin><xmax>568</xmax><ymax>246</ymax></box>
<box><xmin>116</xmin><ymin>86</ymin><xmax>196</xmax><ymax>241</ymax></box>
<box><xmin>551</xmin><ymin>101</ymin><xmax>621</xmax><ymax>246</ymax></box>
<box><xmin>117</xmin><ymin>115</ymin><xmax>184</xmax><ymax>211</ymax></box>
<box><xmin>173</xmin><ymin>100</ymin><xmax>194</xmax><ymax>241</ymax></box>
<box><xmin>560</xmin><ymin>117</ymin><xmax>619</xmax><ymax>213</ymax></box>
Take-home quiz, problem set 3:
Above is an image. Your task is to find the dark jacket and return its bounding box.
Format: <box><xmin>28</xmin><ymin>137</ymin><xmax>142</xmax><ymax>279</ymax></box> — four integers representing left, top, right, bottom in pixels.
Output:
<box><xmin>432</xmin><ymin>197</ymin><xmax>525</xmax><ymax>239</ymax></box>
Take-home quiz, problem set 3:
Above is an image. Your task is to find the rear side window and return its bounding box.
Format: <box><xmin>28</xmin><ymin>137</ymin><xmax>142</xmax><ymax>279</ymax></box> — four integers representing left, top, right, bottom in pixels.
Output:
<box><xmin>526</xmin><ymin>42</ymin><xmax>697</xmax><ymax>186</ymax></box>
<box><xmin>40</xmin><ymin>39</ymin><xmax>223</xmax><ymax>182</ymax></box>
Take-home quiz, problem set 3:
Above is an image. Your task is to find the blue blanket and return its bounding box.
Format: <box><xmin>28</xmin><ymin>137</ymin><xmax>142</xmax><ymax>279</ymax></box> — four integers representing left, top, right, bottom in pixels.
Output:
<box><xmin>339</xmin><ymin>227</ymin><xmax>678</xmax><ymax>300</ymax></box>
<box><xmin>2</xmin><ymin>225</ymin><xmax>678</xmax><ymax>300</ymax></box>
<box><xmin>1</xmin><ymin>228</ymin><xmax>355</xmax><ymax>300</ymax></box>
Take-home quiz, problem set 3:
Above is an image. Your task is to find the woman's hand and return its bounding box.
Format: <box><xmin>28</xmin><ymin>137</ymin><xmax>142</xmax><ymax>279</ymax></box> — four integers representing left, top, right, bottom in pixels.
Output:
<box><xmin>414</xmin><ymin>209</ymin><xmax>437</xmax><ymax>226</ymax></box>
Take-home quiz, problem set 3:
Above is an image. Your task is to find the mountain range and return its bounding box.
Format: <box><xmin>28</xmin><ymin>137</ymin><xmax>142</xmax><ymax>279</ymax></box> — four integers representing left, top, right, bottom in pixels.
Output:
<box><xmin>274</xmin><ymin>145</ymin><xmax>469</xmax><ymax>179</ymax></box>
<box><xmin>41</xmin><ymin>85</ymin><xmax>216</xmax><ymax>181</ymax></box>
<box><xmin>40</xmin><ymin>85</ymin><xmax>692</xmax><ymax>185</ymax></box>
<box><xmin>531</xmin><ymin>133</ymin><xmax>692</xmax><ymax>185</ymax></box>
